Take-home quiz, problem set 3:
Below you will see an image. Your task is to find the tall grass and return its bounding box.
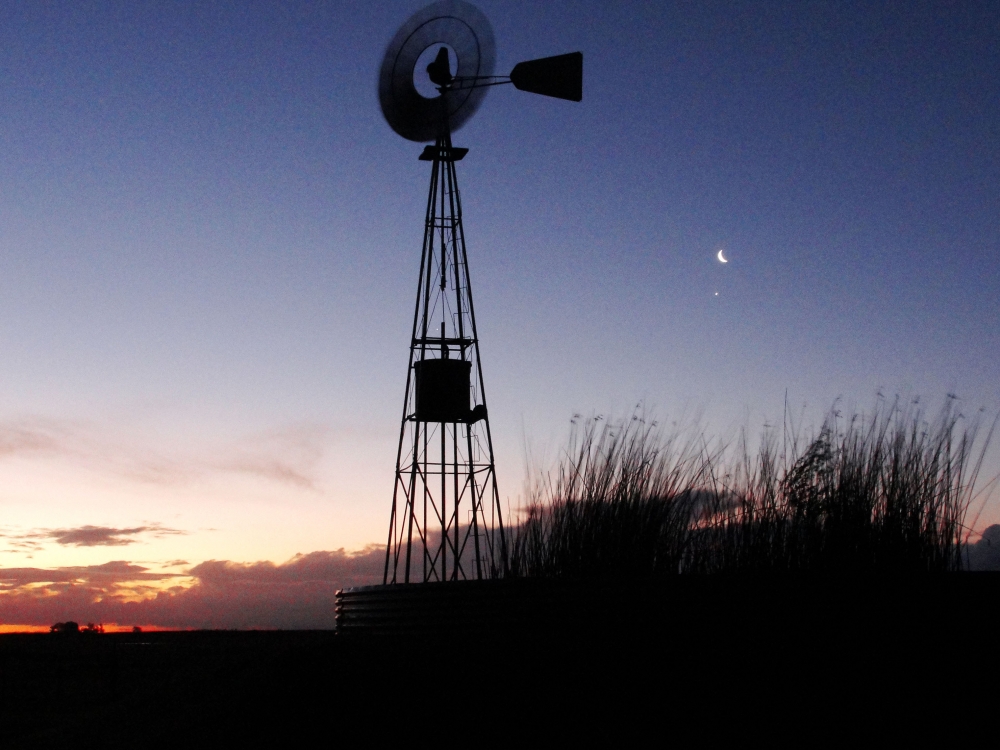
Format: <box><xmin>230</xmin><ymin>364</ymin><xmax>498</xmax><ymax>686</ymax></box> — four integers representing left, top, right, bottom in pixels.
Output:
<box><xmin>509</xmin><ymin>397</ymin><xmax>996</xmax><ymax>578</ymax></box>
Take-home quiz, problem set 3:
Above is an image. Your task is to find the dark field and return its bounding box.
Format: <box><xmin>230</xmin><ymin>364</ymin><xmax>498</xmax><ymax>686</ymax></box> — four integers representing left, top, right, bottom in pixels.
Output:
<box><xmin>3</xmin><ymin>574</ymin><xmax>998</xmax><ymax>746</ymax></box>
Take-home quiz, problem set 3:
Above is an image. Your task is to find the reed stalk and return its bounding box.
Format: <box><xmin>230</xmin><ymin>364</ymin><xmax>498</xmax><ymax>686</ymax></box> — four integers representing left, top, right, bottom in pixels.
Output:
<box><xmin>508</xmin><ymin>397</ymin><xmax>994</xmax><ymax>578</ymax></box>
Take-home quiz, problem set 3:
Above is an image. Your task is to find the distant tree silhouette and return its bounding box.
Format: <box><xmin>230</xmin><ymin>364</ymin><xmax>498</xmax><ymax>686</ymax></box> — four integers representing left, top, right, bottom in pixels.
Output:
<box><xmin>82</xmin><ymin>622</ymin><xmax>105</xmax><ymax>633</ymax></box>
<box><xmin>50</xmin><ymin>621</ymin><xmax>80</xmax><ymax>634</ymax></box>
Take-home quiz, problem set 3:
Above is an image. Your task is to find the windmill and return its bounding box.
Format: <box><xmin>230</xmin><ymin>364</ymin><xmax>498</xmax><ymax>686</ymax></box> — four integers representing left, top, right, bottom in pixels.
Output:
<box><xmin>379</xmin><ymin>1</ymin><xmax>581</xmax><ymax>584</ymax></box>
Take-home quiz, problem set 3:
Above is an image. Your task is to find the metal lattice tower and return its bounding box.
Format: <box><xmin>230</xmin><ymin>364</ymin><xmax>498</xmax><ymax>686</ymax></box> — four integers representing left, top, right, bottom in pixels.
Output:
<box><xmin>383</xmin><ymin>128</ymin><xmax>507</xmax><ymax>584</ymax></box>
<box><xmin>376</xmin><ymin>0</ymin><xmax>581</xmax><ymax>585</ymax></box>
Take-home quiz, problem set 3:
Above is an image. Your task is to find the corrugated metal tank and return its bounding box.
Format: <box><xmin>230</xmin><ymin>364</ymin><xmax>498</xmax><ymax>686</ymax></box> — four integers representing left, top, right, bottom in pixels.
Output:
<box><xmin>335</xmin><ymin>574</ymin><xmax>1000</xmax><ymax>637</ymax></box>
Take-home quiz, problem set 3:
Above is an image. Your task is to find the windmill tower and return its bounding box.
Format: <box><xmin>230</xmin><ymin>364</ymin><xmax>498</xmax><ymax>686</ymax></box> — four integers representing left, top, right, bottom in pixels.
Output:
<box><xmin>378</xmin><ymin>1</ymin><xmax>582</xmax><ymax>584</ymax></box>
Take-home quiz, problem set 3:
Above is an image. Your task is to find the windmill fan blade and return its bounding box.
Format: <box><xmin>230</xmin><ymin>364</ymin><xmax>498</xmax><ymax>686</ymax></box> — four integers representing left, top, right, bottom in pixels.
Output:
<box><xmin>510</xmin><ymin>52</ymin><xmax>582</xmax><ymax>102</ymax></box>
<box><xmin>378</xmin><ymin>1</ymin><xmax>495</xmax><ymax>142</ymax></box>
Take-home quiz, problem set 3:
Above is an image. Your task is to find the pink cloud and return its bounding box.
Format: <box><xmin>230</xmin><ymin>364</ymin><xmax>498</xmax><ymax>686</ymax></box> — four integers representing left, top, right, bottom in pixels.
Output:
<box><xmin>0</xmin><ymin>547</ymin><xmax>385</xmax><ymax>629</ymax></box>
<box><xmin>0</xmin><ymin>420</ymin><xmax>63</xmax><ymax>456</ymax></box>
<box><xmin>0</xmin><ymin>416</ymin><xmax>331</xmax><ymax>490</ymax></box>
<box><xmin>1</xmin><ymin>523</ymin><xmax>186</xmax><ymax>553</ymax></box>
<box><xmin>50</xmin><ymin>524</ymin><xmax>185</xmax><ymax>546</ymax></box>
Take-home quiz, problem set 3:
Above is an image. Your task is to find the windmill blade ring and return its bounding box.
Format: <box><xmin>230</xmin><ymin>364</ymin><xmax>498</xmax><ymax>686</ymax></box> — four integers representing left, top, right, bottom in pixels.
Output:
<box><xmin>378</xmin><ymin>1</ymin><xmax>495</xmax><ymax>142</ymax></box>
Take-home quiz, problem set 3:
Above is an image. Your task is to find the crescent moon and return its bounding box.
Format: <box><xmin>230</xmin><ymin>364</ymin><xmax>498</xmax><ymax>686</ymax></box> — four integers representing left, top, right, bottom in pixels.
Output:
<box><xmin>717</xmin><ymin>249</ymin><xmax>728</xmax><ymax>263</ymax></box>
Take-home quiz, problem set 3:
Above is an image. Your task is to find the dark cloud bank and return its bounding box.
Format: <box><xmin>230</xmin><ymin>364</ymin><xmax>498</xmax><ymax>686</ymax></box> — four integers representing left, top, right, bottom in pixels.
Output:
<box><xmin>0</xmin><ymin>547</ymin><xmax>384</xmax><ymax>629</ymax></box>
<box><xmin>966</xmin><ymin>525</ymin><xmax>1000</xmax><ymax>572</ymax></box>
<box><xmin>2</xmin><ymin>528</ymin><xmax>998</xmax><ymax>630</ymax></box>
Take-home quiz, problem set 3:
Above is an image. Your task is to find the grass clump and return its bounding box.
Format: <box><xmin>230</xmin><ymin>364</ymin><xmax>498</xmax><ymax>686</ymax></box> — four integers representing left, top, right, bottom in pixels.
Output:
<box><xmin>509</xmin><ymin>397</ymin><xmax>995</xmax><ymax>578</ymax></box>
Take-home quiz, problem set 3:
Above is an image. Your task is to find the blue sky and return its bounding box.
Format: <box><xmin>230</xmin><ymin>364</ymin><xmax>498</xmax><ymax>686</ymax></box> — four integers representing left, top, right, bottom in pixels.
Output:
<box><xmin>0</xmin><ymin>1</ymin><xmax>997</xmax><ymax>623</ymax></box>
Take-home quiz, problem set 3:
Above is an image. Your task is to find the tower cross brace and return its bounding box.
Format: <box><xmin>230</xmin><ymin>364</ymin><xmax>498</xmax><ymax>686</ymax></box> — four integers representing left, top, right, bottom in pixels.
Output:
<box><xmin>383</xmin><ymin>127</ymin><xmax>508</xmax><ymax>584</ymax></box>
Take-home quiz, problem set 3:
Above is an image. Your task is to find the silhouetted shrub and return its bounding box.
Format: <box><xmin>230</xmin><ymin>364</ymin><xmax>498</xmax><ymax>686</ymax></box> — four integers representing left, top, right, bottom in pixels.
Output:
<box><xmin>509</xmin><ymin>397</ymin><xmax>995</xmax><ymax>577</ymax></box>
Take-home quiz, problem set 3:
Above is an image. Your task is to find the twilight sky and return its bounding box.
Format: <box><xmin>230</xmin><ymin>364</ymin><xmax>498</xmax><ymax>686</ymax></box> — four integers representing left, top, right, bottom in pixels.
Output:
<box><xmin>1</xmin><ymin>0</ymin><xmax>998</xmax><ymax>628</ymax></box>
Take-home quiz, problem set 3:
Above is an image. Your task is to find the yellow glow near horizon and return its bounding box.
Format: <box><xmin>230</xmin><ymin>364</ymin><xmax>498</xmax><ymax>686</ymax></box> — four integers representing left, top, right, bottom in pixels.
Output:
<box><xmin>0</xmin><ymin>624</ymin><xmax>51</xmax><ymax>633</ymax></box>
<box><xmin>0</xmin><ymin>624</ymin><xmax>187</xmax><ymax>633</ymax></box>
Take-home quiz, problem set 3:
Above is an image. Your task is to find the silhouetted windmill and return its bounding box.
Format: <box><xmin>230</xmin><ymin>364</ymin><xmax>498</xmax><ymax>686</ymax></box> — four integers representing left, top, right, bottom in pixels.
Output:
<box><xmin>379</xmin><ymin>1</ymin><xmax>581</xmax><ymax>584</ymax></box>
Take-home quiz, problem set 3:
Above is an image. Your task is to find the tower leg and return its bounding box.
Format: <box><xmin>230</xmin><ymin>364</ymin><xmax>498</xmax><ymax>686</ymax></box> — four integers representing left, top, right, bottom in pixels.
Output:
<box><xmin>384</xmin><ymin>136</ymin><xmax>506</xmax><ymax>584</ymax></box>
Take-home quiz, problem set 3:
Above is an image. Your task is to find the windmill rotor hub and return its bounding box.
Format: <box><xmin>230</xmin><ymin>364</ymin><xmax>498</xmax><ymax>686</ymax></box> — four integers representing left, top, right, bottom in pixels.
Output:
<box><xmin>426</xmin><ymin>46</ymin><xmax>454</xmax><ymax>88</ymax></box>
<box><xmin>378</xmin><ymin>0</ymin><xmax>495</xmax><ymax>143</ymax></box>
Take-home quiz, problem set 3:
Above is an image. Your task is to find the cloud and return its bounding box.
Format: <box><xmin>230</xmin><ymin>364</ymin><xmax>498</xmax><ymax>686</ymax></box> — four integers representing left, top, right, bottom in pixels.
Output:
<box><xmin>0</xmin><ymin>561</ymin><xmax>182</xmax><ymax>589</ymax></box>
<box><xmin>49</xmin><ymin>524</ymin><xmax>186</xmax><ymax>547</ymax></box>
<box><xmin>221</xmin><ymin>459</ymin><xmax>315</xmax><ymax>488</ymax></box>
<box><xmin>217</xmin><ymin>425</ymin><xmax>330</xmax><ymax>490</ymax></box>
<box><xmin>0</xmin><ymin>419</ymin><xmax>65</xmax><ymax>457</ymax></box>
<box><xmin>0</xmin><ymin>539</ymin><xmax>45</xmax><ymax>554</ymax></box>
<box><xmin>965</xmin><ymin>525</ymin><xmax>1000</xmax><ymax>571</ymax></box>
<box><xmin>1</xmin><ymin>523</ymin><xmax>186</xmax><ymax>552</ymax></box>
<box><xmin>187</xmin><ymin>548</ymin><xmax>383</xmax><ymax>585</ymax></box>
<box><xmin>0</xmin><ymin>546</ymin><xmax>385</xmax><ymax>629</ymax></box>
<box><xmin>49</xmin><ymin>526</ymin><xmax>146</xmax><ymax>547</ymax></box>
<box><xmin>0</xmin><ymin>416</ymin><xmax>332</xmax><ymax>490</ymax></box>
